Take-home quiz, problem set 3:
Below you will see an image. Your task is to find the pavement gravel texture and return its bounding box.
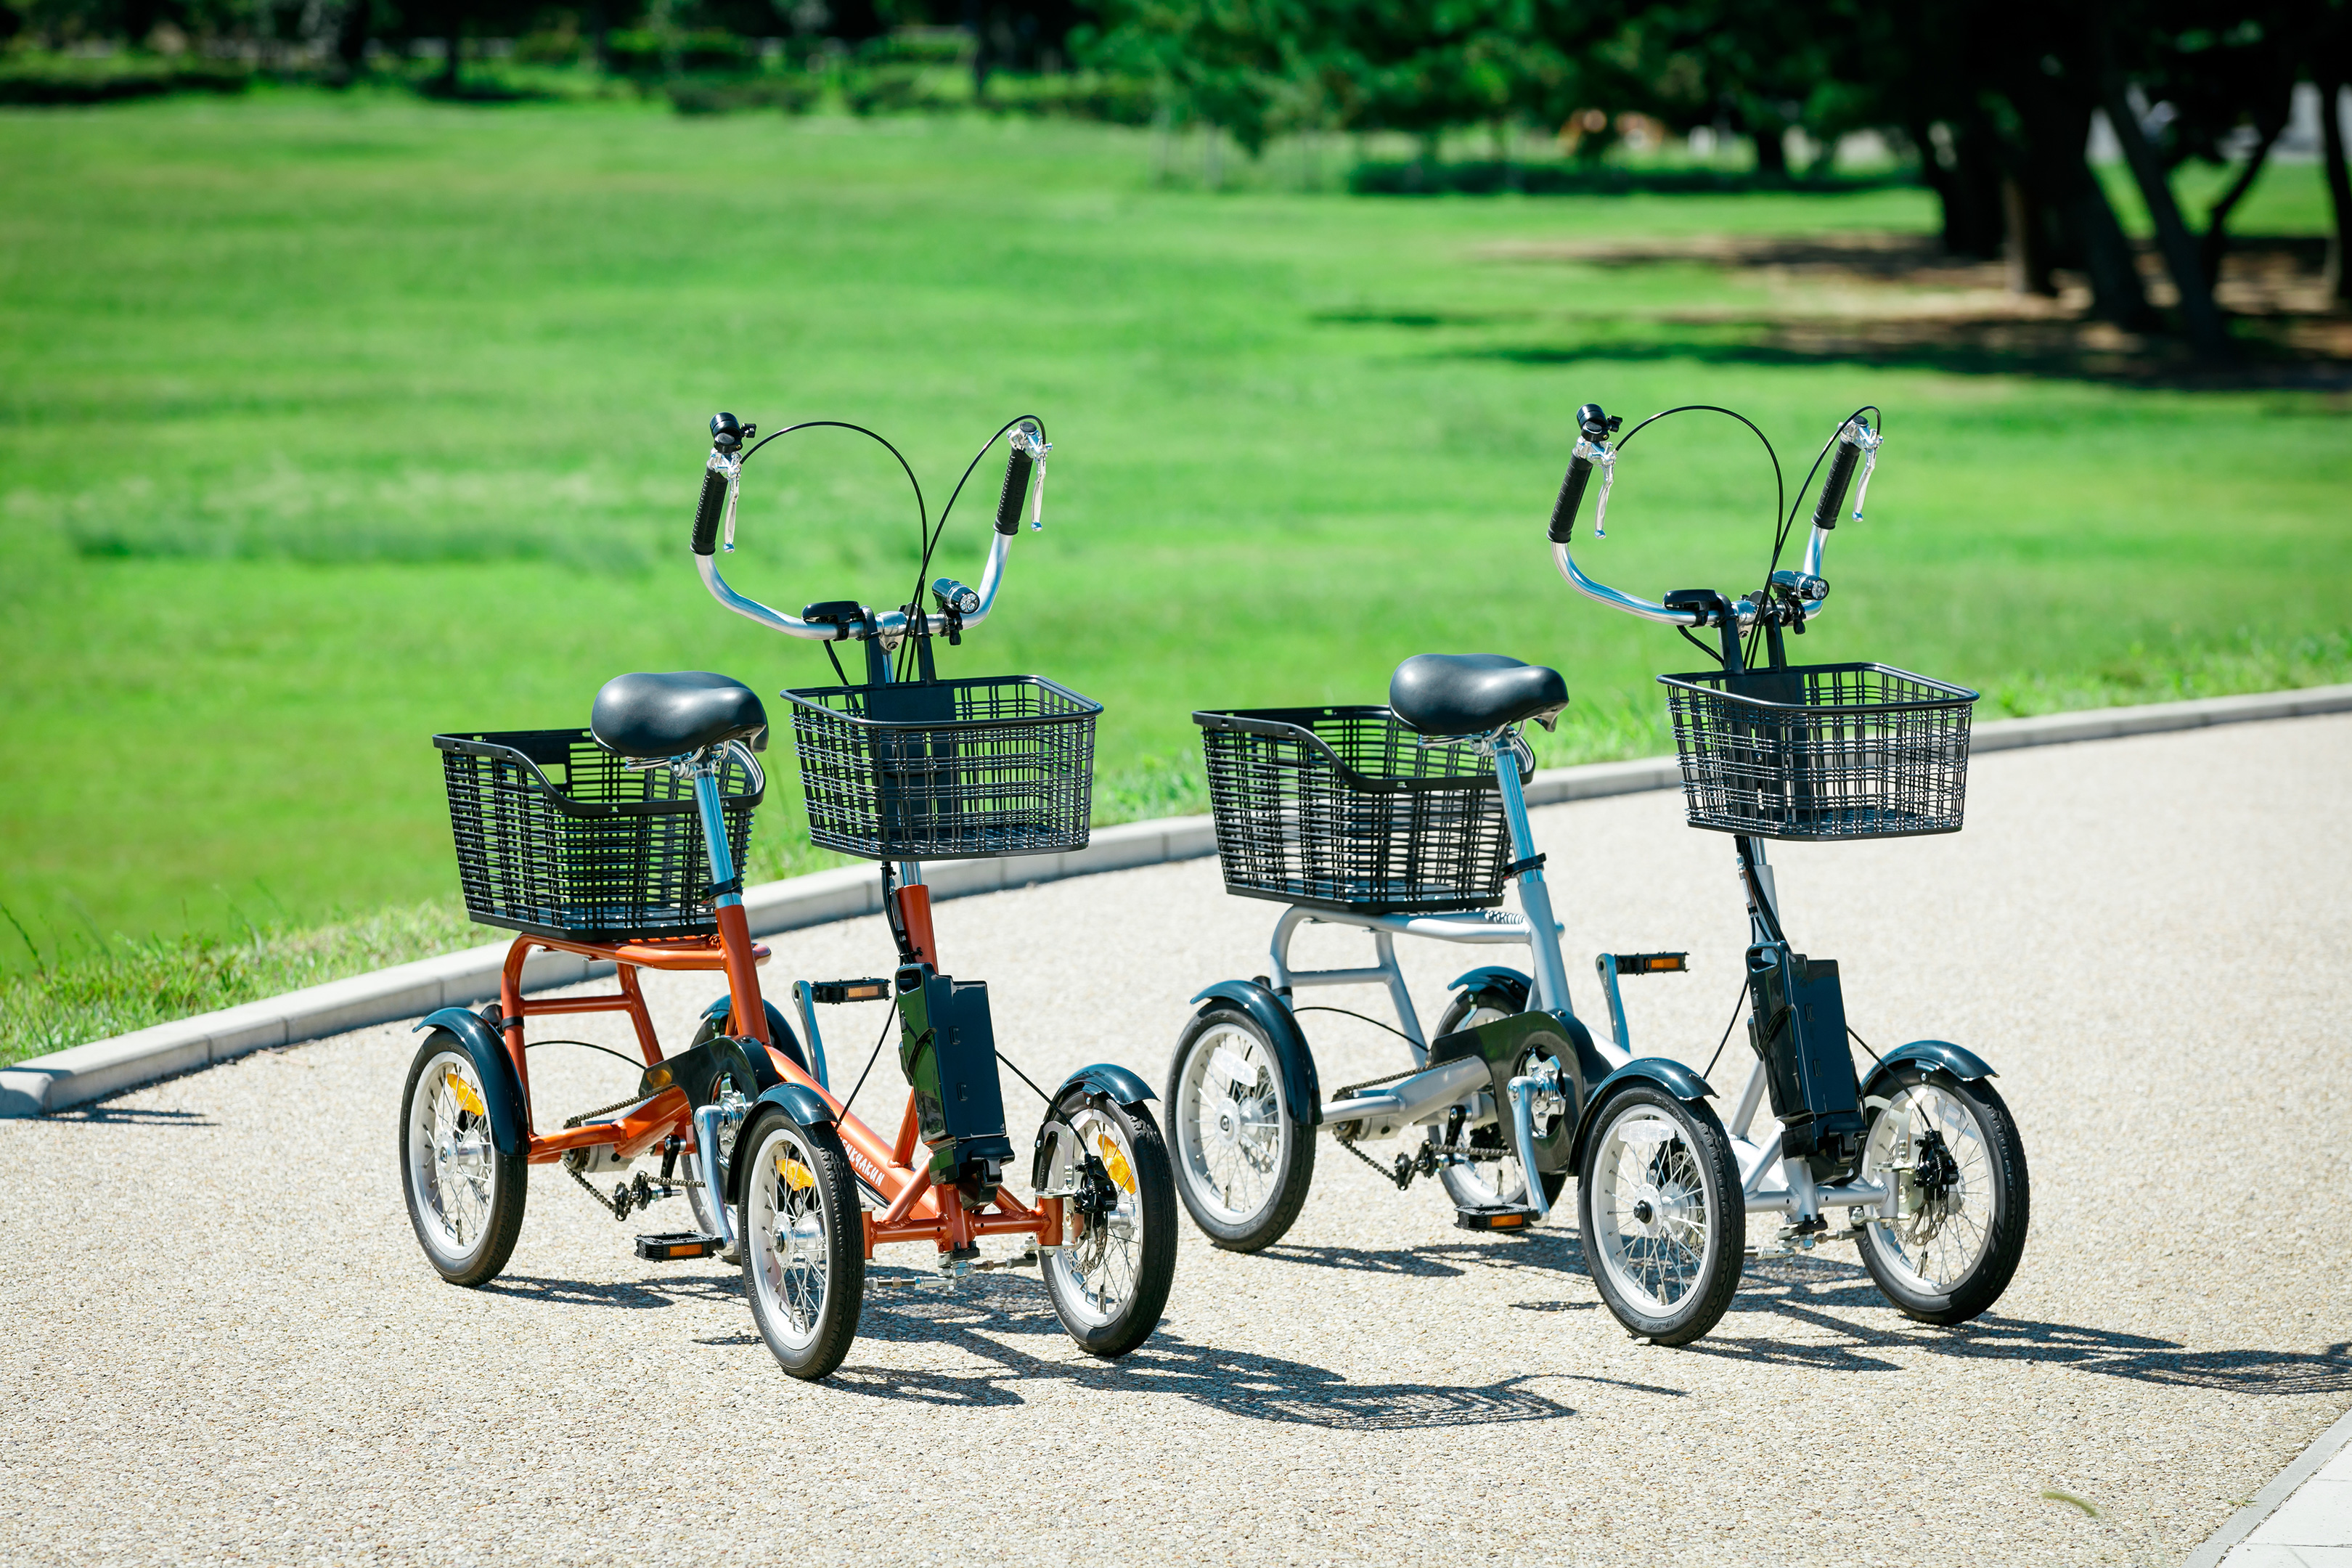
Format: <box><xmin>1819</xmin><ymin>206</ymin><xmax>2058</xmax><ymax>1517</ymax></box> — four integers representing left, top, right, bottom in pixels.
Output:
<box><xmin>7</xmin><ymin>716</ymin><xmax>2350</xmax><ymax>1567</ymax></box>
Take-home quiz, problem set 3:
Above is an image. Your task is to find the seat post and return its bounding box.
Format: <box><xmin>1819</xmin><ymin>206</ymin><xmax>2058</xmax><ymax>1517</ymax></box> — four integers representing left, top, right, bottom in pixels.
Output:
<box><xmin>1492</xmin><ymin>733</ymin><xmax>1572</xmax><ymax>1018</ymax></box>
<box><xmin>690</xmin><ymin>752</ymin><xmax>770</xmax><ymax>1045</ymax></box>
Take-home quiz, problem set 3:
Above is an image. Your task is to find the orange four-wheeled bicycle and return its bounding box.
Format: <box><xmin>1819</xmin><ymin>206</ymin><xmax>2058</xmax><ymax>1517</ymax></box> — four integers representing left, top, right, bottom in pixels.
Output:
<box><xmin>399</xmin><ymin>413</ymin><xmax>1178</xmax><ymax>1380</ymax></box>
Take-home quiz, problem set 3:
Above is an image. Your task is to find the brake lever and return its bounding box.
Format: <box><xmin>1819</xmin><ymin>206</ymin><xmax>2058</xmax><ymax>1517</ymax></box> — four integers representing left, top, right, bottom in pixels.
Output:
<box><xmin>1574</xmin><ymin>436</ymin><xmax>1617</xmax><ymax>539</ymax></box>
<box><xmin>1850</xmin><ymin>425</ymin><xmax>1882</xmax><ymax>525</ymax></box>
<box><xmin>1011</xmin><ymin>423</ymin><xmax>1051</xmax><ymax>530</ymax></box>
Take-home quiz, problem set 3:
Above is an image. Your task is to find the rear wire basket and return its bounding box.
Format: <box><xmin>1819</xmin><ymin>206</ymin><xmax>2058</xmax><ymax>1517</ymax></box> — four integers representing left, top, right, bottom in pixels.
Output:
<box><xmin>1196</xmin><ymin>706</ymin><xmax>1516</xmax><ymax>915</ymax></box>
<box><xmin>1659</xmin><ymin>662</ymin><xmax>1977</xmax><ymax>841</ymax></box>
<box><xmin>782</xmin><ymin>675</ymin><xmax>1099</xmax><ymax>861</ymax></box>
<box><xmin>433</xmin><ymin>729</ymin><xmax>761</xmax><ymax>942</ymax></box>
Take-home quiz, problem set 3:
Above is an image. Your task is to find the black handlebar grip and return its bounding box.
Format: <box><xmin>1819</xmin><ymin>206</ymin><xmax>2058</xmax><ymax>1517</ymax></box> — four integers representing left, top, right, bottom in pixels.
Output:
<box><xmin>1810</xmin><ymin>428</ymin><xmax>1863</xmax><ymax>532</ymax></box>
<box><xmin>692</xmin><ymin>466</ymin><xmax>728</xmax><ymax>556</ymax></box>
<box><xmin>1548</xmin><ymin>454</ymin><xmax>1594</xmax><ymax>544</ymax></box>
<box><xmin>993</xmin><ymin>447</ymin><xmax>1034</xmax><ymax>536</ymax></box>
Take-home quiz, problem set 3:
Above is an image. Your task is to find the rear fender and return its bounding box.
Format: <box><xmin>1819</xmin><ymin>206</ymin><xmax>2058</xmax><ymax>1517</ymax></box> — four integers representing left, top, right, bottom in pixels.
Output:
<box><xmin>1048</xmin><ymin>1063</ymin><xmax>1156</xmax><ymax>1119</ymax></box>
<box><xmin>1190</xmin><ymin>979</ymin><xmax>1320</xmax><ymax>1126</ymax></box>
<box><xmin>1445</xmin><ymin>966</ymin><xmax>1532</xmax><ymax>1004</ymax></box>
<box><xmin>698</xmin><ymin>995</ymin><xmax>809</xmax><ymax>1080</ymax></box>
<box><xmin>1568</xmin><ymin>1056</ymin><xmax>1718</xmax><ymax>1172</ymax></box>
<box><xmin>415</xmin><ymin>1007</ymin><xmax>528</xmax><ymax>1157</ymax></box>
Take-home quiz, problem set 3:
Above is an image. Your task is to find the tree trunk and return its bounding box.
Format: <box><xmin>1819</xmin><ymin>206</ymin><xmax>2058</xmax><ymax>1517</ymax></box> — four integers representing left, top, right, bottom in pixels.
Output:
<box><xmin>1950</xmin><ymin>121</ymin><xmax>2006</xmax><ymax>259</ymax></box>
<box><xmin>438</xmin><ymin>0</ymin><xmax>462</xmax><ymax>94</ymax></box>
<box><xmin>2099</xmin><ymin>70</ymin><xmax>2231</xmax><ymax>358</ymax></box>
<box><xmin>1752</xmin><ymin>119</ymin><xmax>1787</xmax><ymax>180</ymax></box>
<box><xmin>2200</xmin><ymin>113</ymin><xmax>2283</xmax><ymax>290</ymax></box>
<box><xmin>2321</xmin><ymin>75</ymin><xmax>2352</xmax><ymax>304</ymax></box>
<box><xmin>332</xmin><ymin>0</ymin><xmax>369</xmax><ymax>85</ymax></box>
<box><xmin>584</xmin><ymin>0</ymin><xmax>608</xmax><ymax>72</ymax></box>
<box><xmin>2001</xmin><ymin>173</ymin><xmax>2056</xmax><ymax>295</ymax></box>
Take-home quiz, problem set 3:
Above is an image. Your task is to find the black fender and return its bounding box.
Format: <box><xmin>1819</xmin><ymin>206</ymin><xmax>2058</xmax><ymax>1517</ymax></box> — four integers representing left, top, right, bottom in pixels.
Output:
<box><xmin>1568</xmin><ymin>1055</ymin><xmax>1718</xmax><ymax>1173</ymax></box>
<box><xmin>415</xmin><ymin>1007</ymin><xmax>528</xmax><ymax>1158</ymax></box>
<box><xmin>732</xmin><ymin>1082</ymin><xmax>842</xmax><ymax>1207</ymax></box>
<box><xmin>1189</xmin><ymin>980</ymin><xmax>1320</xmax><ymax>1126</ymax></box>
<box><xmin>1048</xmin><ymin>1062</ymin><xmax>1156</xmax><ymax>1119</ymax></box>
<box><xmin>1445</xmin><ymin>965</ymin><xmax>1532</xmax><ymax>1003</ymax></box>
<box><xmin>698</xmin><ymin>995</ymin><xmax>809</xmax><ymax>1080</ymax></box>
<box><xmin>1861</xmin><ymin>1040</ymin><xmax>1995</xmax><ymax>1103</ymax></box>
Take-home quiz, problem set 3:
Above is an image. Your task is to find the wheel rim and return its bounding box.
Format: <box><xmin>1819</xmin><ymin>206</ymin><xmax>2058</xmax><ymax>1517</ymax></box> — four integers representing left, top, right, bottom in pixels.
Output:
<box><xmin>1174</xmin><ymin>1022</ymin><xmax>1285</xmax><ymax>1226</ymax></box>
<box><xmin>407</xmin><ymin>1049</ymin><xmax>497</xmax><ymax>1264</ymax></box>
<box><xmin>1048</xmin><ymin>1106</ymin><xmax>1145</xmax><ymax>1329</ymax></box>
<box><xmin>746</xmin><ymin>1124</ymin><xmax>832</xmax><ymax>1352</ymax></box>
<box><xmin>1861</xmin><ymin>1079</ymin><xmax>1997</xmax><ymax>1295</ymax></box>
<box><xmin>1590</xmin><ymin>1102</ymin><xmax>1715</xmax><ymax>1316</ymax></box>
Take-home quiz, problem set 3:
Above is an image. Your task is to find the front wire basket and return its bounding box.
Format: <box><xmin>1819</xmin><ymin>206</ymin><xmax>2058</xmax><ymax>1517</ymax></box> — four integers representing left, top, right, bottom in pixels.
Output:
<box><xmin>1659</xmin><ymin>662</ymin><xmax>1977</xmax><ymax>841</ymax></box>
<box><xmin>1196</xmin><ymin>706</ymin><xmax>1519</xmax><ymax>915</ymax></box>
<box><xmin>433</xmin><ymin>729</ymin><xmax>761</xmax><ymax>941</ymax></box>
<box><xmin>782</xmin><ymin>675</ymin><xmax>1099</xmax><ymax>861</ymax></box>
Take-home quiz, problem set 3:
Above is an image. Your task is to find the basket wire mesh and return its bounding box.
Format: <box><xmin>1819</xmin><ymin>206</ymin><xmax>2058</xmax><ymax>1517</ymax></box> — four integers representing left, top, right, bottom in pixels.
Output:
<box><xmin>783</xmin><ymin>675</ymin><xmax>1098</xmax><ymax>862</ymax></box>
<box><xmin>433</xmin><ymin>728</ymin><xmax>760</xmax><ymax>942</ymax></box>
<box><xmin>1659</xmin><ymin>661</ymin><xmax>1977</xmax><ymax>841</ymax></box>
<box><xmin>1196</xmin><ymin>706</ymin><xmax>1515</xmax><ymax>915</ymax></box>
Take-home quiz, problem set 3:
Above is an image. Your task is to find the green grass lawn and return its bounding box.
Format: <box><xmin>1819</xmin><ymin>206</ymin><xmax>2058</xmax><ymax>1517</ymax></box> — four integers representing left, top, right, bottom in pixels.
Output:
<box><xmin>3</xmin><ymin>90</ymin><xmax>2347</xmax><ymax>1058</ymax></box>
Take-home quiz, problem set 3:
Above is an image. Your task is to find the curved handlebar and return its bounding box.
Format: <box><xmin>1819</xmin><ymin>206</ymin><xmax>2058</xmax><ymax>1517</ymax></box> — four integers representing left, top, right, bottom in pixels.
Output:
<box><xmin>690</xmin><ymin>414</ymin><xmax>1043</xmax><ymax>645</ymax></box>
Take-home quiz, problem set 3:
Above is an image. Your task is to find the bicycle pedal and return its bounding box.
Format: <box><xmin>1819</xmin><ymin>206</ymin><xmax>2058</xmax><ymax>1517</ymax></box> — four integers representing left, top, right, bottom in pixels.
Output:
<box><xmin>1454</xmin><ymin>1204</ymin><xmax>1540</xmax><ymax>1233</ymax></box>
<box><xmin>634</xmin><ymin>1232</ymin><xmax>725</xmax><ymax>1261</ymax></box>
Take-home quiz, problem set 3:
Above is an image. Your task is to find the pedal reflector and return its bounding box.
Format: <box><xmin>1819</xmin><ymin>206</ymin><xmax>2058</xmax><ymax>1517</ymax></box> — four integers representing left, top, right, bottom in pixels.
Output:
<box><xmin>442</xmin><ymin>1068</ymin><xmax>486</xmax><ymax>1118</ymax></box>
<box><xmin>1454</xmin><ymin>1206</ymin><xmax>1536</xmax><ymax>1233</ymax></box>
<box><xmin>634</xmin><ymin>1232</ymin><xmax>724</xmax><ymax>1260</ymax></box>
<box><xmin>1096</xmin><ymin>1135</ymin><xmax>1136</xmax><ymax>1194</ymax></box>
<box><xmin>1612</xmin><ymin>952</ymin><xmax>1689</xmax><ymax>976</ymax></box>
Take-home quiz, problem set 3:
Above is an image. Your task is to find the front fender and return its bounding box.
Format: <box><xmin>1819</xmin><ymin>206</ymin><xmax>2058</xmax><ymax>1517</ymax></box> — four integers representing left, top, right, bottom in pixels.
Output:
<box><xmin>1190</xmin><ymin>979</ymin><xmax>1320</xmax><ymax>1126</ymax></box>
<box><xmin>1568</xmin><ymin>1056</ymin><xmax>1718</xmax><ymax>1173</ymax></box>
<box><xmin>415</xmin><ymin>1007</ymin><xmax>527</xmax><ymax>1157</ymax></box>
<box><xmin>730</xmin><ymin>1083</ymin><xmax>839</xmax><ymax>1207</ymax></box>
<box><xmin>1862</xmin><ymin>1040</ymin><xmax>1995</xmax><ymax>1103</ymax></box>
<box><xmin>1050</xmin><ymin>1063</ymin><xmax>1156</xmax><ymax>1119</ymax></box>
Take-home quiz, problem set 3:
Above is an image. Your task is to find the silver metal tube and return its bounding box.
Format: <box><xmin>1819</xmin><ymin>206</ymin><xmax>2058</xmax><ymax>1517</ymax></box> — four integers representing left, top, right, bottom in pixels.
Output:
<box><xmin>791</xmin><ymin>981</ymin><xmax>829</xmax><ymax>1091</ymax></box>
<box><xmin>1551</xmin><ymin>541</ymin><xmax>1757</xmax><ymax>628</ymax></box>
<box><xmin>1283</xmin><ymin>966</ymin><xmax>1400</xmax><ymax>989</ymax></box>
<box><xmin>1317</xmin><ymin>1055</ymin><xmax>1488</xmax><ymax>1130</ymax></box>
<box><xmin>1506</xmin><ymin>1075</ymin><xmax>1552</xmax><ymax>1219</ymax></box>
<box><xmin>1493</xmin><ymin>751</ymin><xmax>1572</xmax><ymax>1017</ymax></box>
<box><xmin>696</xmin><ymin>528</ymin><xmax>1012</xmax><ymax>643</ymax></box>
<box><xmin>1730</xmin><ymin>1058</ymin><xmax>1768</xmax><ymax>1140</ymax></box>
<box><xmin>1371</xmin><ymin>931</ymin><xmax>1426</xmax><ymax>1055</ymax></box>
<box><xmin>1739</xmin><ymin>1129</ymin><xmax>1784</xmax><ymax>1196</ymax></box>
<box><xmin>1596</xmin><ymin>955</ymin><xmax>1629</xmax><ymax>1052</ymax></box>
<box><xmin>692</xmin><ymin>1103</ymin><xmax>737</xmax><ymax>1247</ymax></box>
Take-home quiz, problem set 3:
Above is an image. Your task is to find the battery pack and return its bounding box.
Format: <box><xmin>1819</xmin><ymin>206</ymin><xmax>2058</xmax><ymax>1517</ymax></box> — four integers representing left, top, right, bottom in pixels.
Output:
<box><xmin>1745</xmin><ymin>946</ymin><xmax>1866</xmax><ymax>1176</ymax></box>
<box><xmin>895</xmin><ymin>966</ymin><xmax>1016</xmax><ymax>1196</ymax></box>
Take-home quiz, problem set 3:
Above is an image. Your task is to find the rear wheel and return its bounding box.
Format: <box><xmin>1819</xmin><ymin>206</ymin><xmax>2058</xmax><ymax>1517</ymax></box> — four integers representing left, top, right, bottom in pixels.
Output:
<box><xmin>1855</xmin><ymin>1064</ymin><xmax>2028</xmax><ymax>1326</ymax></box>
<box><xmin>1167</xmin><ymin>1005</ymin><xmax>1314</xmax><ymax>1251</ymax></box>
<box><xmin>1043</xmin><ymin>1097</ymin><xmax>1177</xmax><ymax>1359</ymax></box>
<box><xmin>1578</xmin><ymin>1082</ymin><xmax>1743</xmax><ymax>1345</ymax></box>
<box><xmin>739</xmin><ymin>1111</ymin><xmax>865</xmax><ymax>1381</ymax></box>
<box><xmin>1431</xmin><ymin>981</ymin><xmax>1568</xmax><ymax>1215</ymax></box>
<box><xmin>399</xmin><ymin>1034</ymin><xmax>526</xmax><ymax>1288</ymax></box>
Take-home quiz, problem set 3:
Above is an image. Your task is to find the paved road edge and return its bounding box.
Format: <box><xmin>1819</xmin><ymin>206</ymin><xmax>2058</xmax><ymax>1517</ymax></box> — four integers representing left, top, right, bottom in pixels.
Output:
<box><xmin>2184</xmin><ymin>1402</ymin><xmax>2352</xmax><ymax>1567</ymax></box>
<box><xmin>7</xmin><ymin>680</ymin><xmax>2348</xmax><ymax>1119</ymax></box>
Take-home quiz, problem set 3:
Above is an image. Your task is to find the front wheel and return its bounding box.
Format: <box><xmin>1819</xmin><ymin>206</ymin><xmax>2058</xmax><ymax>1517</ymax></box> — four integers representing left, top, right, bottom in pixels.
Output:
<box><xmin>1578</xmin><ymin>1082</ymin><xmax>1744</xmax><ymax>1346</ymax></box>
<box><xmin>1855</xmin><ymin>1064</ymin><xmax>2029</xmax><ymax>1326</ymax></box>
<box><xmin>399</xmin><ymin>1034</ymin><xmax>528</xmax><ymax>1288</ymax></box>
<box><xmin>1043</xmin><ymin>1097</ymin><xmax>1177</xmax><ymax>1359</ymax></box>
<box><xmin>738</xmin><ymin>1111</ymin><xmax>865</xmax><ymax>1381</ymax></box>
<box><xmin>1167</xmin><ymin>1005</ymin><xmax>1315</xmax><ymax>1251</ymax></box>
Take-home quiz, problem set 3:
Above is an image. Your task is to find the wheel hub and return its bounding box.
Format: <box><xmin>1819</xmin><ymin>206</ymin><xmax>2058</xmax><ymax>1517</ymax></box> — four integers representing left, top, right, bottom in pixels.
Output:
<box><xmin>775</xmin><ymin>1211</ymin><xmax>825</xmax><ymax>1268</ymax></box>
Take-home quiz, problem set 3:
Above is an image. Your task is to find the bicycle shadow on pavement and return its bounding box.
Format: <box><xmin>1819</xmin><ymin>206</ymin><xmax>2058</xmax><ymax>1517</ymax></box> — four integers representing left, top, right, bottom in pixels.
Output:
<box><xmin>833</xmin><ymin>1274</ymin><xmax>1584</xmax><ymax>1429</ymax></box>
<box><xmin>1255</xmin><ymin>1232</ymin><xmax>1591</xmax><ymax>1281</ymax></box>
<box><xmin>483</xmin><ymin>1270</ymin><xmax>743</xmax><ymax>1312</ymax></box>
<box><xmin>1696</xmin><ymin>1254</ymin><xmax>2352</xmax><ymax>1393</ymax></box>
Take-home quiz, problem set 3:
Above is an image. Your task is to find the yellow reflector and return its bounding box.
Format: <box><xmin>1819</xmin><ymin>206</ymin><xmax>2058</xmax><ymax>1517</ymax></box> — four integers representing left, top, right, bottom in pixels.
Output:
<box><xmin>442</xmin><ymin>1068</ymin><xmax>486</xmax><ymax>1118</ymax></box>
<box><xmin>1096</xmin><ymin>1135</ymin><xmax>1136</xmax><ymax>1195</ymax></box>
<box><xmin>777</xmin><ymin>1154</ymin><xmax>816</xmax><ymax>1191</ymax></box>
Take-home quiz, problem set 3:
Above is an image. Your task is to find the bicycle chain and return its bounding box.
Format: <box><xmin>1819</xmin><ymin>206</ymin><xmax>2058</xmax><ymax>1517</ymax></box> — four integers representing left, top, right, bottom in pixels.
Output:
<box><xmin>560</xmin><ymin>1093</ymin><xmax>671</xmax><ymax>1219</ymax></box>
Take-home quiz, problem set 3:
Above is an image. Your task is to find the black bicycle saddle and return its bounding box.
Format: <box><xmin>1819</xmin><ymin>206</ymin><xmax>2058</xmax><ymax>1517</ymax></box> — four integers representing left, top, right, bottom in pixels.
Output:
<box><xmin>591</xmin><ymin>671</ymin><xmax>768</xmax><ymax>759</ymax></box>
<box><xmin>1388</xmin><ymin>654</ymin><xmax>1568</xmax><ymax>738</ymax></box>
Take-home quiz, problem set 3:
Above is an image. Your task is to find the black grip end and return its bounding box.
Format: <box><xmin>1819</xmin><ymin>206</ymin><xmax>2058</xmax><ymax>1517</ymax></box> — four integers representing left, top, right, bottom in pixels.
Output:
<box><xmin>692</xmin><ymin>467</ymin><xmax>727</xmax><ymax>555</ymax></box>
<box><xmin>994</xmin><ymin>449</ymin><xmax>1034</xmax><ymax>536</ymax></box>
<box><xmin>1810</xmin><ymin>434</ymin><xmax>1862</xmax><ymax>532</ymax></box>
<box><xmin>1548</xmin><ymin>457</ymin><xmax>1593</xmax><ymax>544</ymax></box>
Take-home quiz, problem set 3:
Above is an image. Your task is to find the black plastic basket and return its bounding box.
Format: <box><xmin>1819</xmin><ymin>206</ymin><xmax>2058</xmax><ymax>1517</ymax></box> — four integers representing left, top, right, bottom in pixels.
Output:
<box><xmin>433</xmin><ymin>729</ymin><xmax>761</xmax><ymax>942</ymax></box>
<box><xmin>1658</xmin><ymin>662</ymin><xmax>1977</xmax><ymax>841</ymax></box>
<box><xmin>781</xmin><ymin>676</ymin><xmax>1098</xmax><ymax>862</ymax></box>
<box><xmin>1196</xmin><ymin>706</ymin><xmax>1519</xmax><ymax>915</ymax></box>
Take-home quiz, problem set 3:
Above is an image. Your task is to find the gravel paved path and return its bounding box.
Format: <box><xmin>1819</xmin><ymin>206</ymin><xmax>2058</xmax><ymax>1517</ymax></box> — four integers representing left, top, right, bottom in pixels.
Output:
<box><xmin>7</xmin><ymin>716</ymin><xmax>2349</xmax><ymax>1567</ymax></box>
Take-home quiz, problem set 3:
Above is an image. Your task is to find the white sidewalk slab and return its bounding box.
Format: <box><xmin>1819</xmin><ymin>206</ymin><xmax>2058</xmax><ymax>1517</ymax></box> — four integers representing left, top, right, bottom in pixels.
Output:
<box><xmin>2194</xmin><ymin>1407</ymin><xmax>2352</xmax><ymax>1567</ymax></box>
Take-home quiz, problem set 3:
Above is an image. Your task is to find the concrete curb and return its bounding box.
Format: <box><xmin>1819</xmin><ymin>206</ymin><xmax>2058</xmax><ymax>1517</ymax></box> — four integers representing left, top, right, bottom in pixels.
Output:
<box><xmin>2184</xmin><ymin>1402</ymin><xmax>2352</xmax><ymax>1568</ymax></box>
<box><xmin>6</xmin><ymin>681</ymin><xmax>2348</xmax><ymax>1118</ymax></box>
